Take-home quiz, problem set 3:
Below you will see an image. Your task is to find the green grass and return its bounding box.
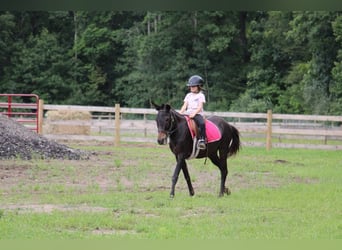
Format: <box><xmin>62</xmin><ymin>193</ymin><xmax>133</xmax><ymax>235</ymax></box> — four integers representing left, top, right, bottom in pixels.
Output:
<box><xmin>0</xmin><ymin>144</ymin><xmax>341</xmax><ymax>239</ymax></box>
<box><xmin>242</xmin><ymin>133</ymin><xmax>342</xmax><ymax>146</ymax></box>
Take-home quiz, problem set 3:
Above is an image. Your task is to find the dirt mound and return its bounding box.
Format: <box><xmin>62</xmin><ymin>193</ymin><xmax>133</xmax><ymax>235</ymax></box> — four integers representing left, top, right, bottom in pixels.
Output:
<box><xmin>0</xmin><ymin>114</ymin><xmax>89</xmax><ymax>160</ymax></box>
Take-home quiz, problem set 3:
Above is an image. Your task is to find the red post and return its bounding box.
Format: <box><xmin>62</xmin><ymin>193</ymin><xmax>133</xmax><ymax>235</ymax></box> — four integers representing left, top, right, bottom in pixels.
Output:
<box><xmin>7</xmin><ymin>95</ymin><xmax>12</xmax><ymax>117</ymax></box>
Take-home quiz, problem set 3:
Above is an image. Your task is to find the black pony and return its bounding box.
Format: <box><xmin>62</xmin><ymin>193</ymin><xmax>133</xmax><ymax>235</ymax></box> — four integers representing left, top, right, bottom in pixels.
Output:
<box><xmin>153</xmin><ymin>102</ymin><xmax>241</xmax><ymax>198</ymax></box>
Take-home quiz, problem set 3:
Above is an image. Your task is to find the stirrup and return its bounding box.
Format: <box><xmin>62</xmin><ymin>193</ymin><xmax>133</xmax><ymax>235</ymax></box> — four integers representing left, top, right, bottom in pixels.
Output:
<box><xmin>197</xmin><ymin>139</ymin><xmax>206</xmax><ymax>150</ymax></box>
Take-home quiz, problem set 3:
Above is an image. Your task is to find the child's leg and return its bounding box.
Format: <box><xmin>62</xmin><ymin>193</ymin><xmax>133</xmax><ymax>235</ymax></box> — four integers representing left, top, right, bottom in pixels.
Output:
<box><xmin>193</xmin><ymin>115</ymin><xmax>206</xmax><ymax>141</ymax></box>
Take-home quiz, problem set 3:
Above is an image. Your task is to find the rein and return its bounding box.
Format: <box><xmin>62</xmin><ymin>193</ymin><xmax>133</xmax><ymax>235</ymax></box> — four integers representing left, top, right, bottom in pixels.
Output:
<box><xmin>168</xmin><ymin>110</ymin><xmax>179</xmax><ymax>135</ymax></box>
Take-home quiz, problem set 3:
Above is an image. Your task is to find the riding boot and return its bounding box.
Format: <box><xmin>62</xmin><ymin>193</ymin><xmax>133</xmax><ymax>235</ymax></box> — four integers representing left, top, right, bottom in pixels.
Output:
<box><xmin>197</xmin><ymin>124</ymin><xmax>206</xmax><ymax>150</ymax></box>
<box><xmin>193</xmin><ymin>114</ymin><xmax>206</xmax><ymax>150</ymax></box>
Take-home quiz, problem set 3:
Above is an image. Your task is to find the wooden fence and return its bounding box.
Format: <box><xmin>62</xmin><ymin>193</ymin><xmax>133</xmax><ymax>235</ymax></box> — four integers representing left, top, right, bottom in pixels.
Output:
<box><xmin>40</xmin><ymin>103</ymin><xmax>342</xmax><ymax>150</ymax></box>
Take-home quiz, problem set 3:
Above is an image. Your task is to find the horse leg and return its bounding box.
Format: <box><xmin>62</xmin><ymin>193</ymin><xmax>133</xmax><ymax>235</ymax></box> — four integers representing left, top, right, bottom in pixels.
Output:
<box><xmin>209</xmin><ymin>152</ymin><xmax>230</xmax><ymax>197</ymax></box>
<box><xmin>171</xmin><ymin>156</ymin><xmax>194</xmax><ymax>198</ymax></box>
<box><xmin>170</xmin><ymin>164</ymin><xmax>181</xmax><ymax>198</ymax></box>
<box><xmin>170</xmin><ymin>156</ymin><xmax>185</xmax><ymax>198</ymax></box>
<box><xmin>182</xmin><ymin>163</ymin><xmax>195</xmax><ymax>196</ymax></box>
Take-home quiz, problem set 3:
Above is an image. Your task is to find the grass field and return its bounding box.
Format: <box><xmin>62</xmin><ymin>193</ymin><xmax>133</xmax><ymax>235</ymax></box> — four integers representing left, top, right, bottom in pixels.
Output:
<box><xmin>0</xmin><ymin>142</ymin><xmax>341</xmax><ymax>239</ymax></box>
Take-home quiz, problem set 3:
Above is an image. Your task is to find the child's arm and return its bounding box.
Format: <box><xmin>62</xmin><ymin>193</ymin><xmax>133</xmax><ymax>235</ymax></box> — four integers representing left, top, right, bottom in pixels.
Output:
<box><xmin>179</xmin><ymin>101</ymin><xmax>188</xmax><ymax>114</ymax></box>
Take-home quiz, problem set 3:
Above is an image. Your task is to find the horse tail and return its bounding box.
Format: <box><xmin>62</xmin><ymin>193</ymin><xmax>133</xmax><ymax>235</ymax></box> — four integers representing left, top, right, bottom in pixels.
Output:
<box><xmin>228</xmin><ymin>124</ymin><xmax>241</xmax><ymax>157</ymax></box>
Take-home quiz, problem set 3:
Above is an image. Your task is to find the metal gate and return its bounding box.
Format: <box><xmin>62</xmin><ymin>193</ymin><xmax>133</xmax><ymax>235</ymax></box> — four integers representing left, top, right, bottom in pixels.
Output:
<box><xmin>0</xmin><ymin>94</ymin><xmax>40</xmax><ymax>132</ymax></box>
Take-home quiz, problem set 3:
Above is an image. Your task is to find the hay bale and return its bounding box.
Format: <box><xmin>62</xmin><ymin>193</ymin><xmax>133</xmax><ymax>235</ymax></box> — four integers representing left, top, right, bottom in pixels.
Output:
<box><xmin>44</xmin><ymin>110</ymin><xmax>91</xmax><ymax>135</ymax></box>
<box><xmin>46</xmin><ymin>110</ymin><xmax>92</xmax><ymax>121</ymax></box>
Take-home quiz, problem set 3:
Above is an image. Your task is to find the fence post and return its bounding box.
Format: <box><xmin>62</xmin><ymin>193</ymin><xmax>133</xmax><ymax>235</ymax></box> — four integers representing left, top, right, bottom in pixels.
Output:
<box><xmin>266</xmin><ymin>109</ymin><xmax>272</xmax><ymax>150</ymax></box>
<box><xmin>115</xmin><ymin>103</ymin><xmax>120</xmax><ymax>146</ymax></box>
<box><xmin>38</xmin><ymin>99</ymin><xmax>44</xmax><ymax>134</ymax></box>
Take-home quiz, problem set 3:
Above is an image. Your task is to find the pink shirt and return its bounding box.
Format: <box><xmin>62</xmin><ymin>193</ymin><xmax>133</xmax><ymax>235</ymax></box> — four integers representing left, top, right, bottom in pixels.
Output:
<box><xmin>183</xmin><ymin>92</ymin><xmax>206</xmax><ymax>115</ymax></box>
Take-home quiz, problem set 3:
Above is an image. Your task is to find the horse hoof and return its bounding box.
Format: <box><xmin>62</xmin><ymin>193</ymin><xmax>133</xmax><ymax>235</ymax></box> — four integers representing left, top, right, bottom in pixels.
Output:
<box><xmin>170</xmin><ymin>194</ymin><xmax>174</xmax><ymax>199</ymax></box>
<box><xmin>219</xmin><ymin>188</ymin><xmax>231</xmax><ymax>197</ymax></box>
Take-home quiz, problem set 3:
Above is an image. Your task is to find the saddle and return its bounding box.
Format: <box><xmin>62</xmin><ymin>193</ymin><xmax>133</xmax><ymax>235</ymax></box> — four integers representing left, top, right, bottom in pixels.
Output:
<box><xmin>185</xmin><ymin>116</ymin><xmax>221</xmax><ymax>143</ymax></box>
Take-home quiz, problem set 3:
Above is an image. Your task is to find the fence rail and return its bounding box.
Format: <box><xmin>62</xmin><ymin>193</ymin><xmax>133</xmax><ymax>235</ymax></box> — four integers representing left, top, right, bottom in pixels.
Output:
<box><xmin>0</xmin><ymin>94</ymin><xmax>40</xmax><ymax>132</ymax></box>
<box><xmin>40</xmin><ymin>104</ymin><xmax>342</xmax><ymax>150</ymax></box>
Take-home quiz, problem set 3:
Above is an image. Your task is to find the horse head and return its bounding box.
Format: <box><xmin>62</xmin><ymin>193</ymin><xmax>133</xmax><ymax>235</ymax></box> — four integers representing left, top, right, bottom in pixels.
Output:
<box><xmin>152</xmin><ymin>102</ymin><xmax>173</xmax><ymax>145</ymax></box>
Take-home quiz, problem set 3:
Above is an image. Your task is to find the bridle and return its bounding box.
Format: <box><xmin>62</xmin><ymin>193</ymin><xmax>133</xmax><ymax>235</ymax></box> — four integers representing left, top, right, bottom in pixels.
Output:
<box><xmin>158</xmin><ymin>109</ymin><xmax>178</xmax><ymax>136</ymax></box>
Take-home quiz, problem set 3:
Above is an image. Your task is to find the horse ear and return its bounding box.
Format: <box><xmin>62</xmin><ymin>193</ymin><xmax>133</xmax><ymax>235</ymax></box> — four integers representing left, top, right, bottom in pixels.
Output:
<box><xmin>165</xmin><ymin>104</ymin><xmax>171</xmax><ymax>111</ymax></box>
<box><xmin>151</xmin><ymin>101</ymin><xmax>161</xmax><ymax>110</ymax></box>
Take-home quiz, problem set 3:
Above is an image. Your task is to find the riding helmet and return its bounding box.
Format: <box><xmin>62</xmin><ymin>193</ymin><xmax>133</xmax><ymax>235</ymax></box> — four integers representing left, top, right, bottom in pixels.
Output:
<box><xmin>187</xmin><ymin>75</ymin><xmax>204</xmax><ymax>87</ymax></box>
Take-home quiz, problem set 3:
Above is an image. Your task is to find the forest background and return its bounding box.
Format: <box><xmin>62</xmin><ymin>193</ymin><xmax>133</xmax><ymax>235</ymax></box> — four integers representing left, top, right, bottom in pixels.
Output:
<box><xmin>0</xmin><ymin>11</ymin><xmax>342</xmax><ymax>115</ymax></box>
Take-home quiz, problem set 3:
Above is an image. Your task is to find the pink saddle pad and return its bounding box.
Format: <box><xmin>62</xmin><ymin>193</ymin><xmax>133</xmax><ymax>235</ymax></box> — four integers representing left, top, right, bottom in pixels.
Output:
<box><xmin>185</xmin><ymin>116</ymin><xmax>221</xmax><ymax>143</ymax></box>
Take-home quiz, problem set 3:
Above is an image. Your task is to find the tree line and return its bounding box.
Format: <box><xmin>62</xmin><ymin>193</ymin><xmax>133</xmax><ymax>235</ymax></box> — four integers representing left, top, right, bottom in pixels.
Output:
<box><xmin>0</xmin><ymin>11</ymin><xmax>341</xmax><ymax>115</ymax></box>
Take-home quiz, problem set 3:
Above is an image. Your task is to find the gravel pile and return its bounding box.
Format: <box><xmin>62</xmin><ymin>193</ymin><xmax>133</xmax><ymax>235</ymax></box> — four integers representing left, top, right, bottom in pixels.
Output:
<box><xmin>0</xmin><ymin>114</ymin><xmax>89</xmax><ymax>160</ymax></box>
